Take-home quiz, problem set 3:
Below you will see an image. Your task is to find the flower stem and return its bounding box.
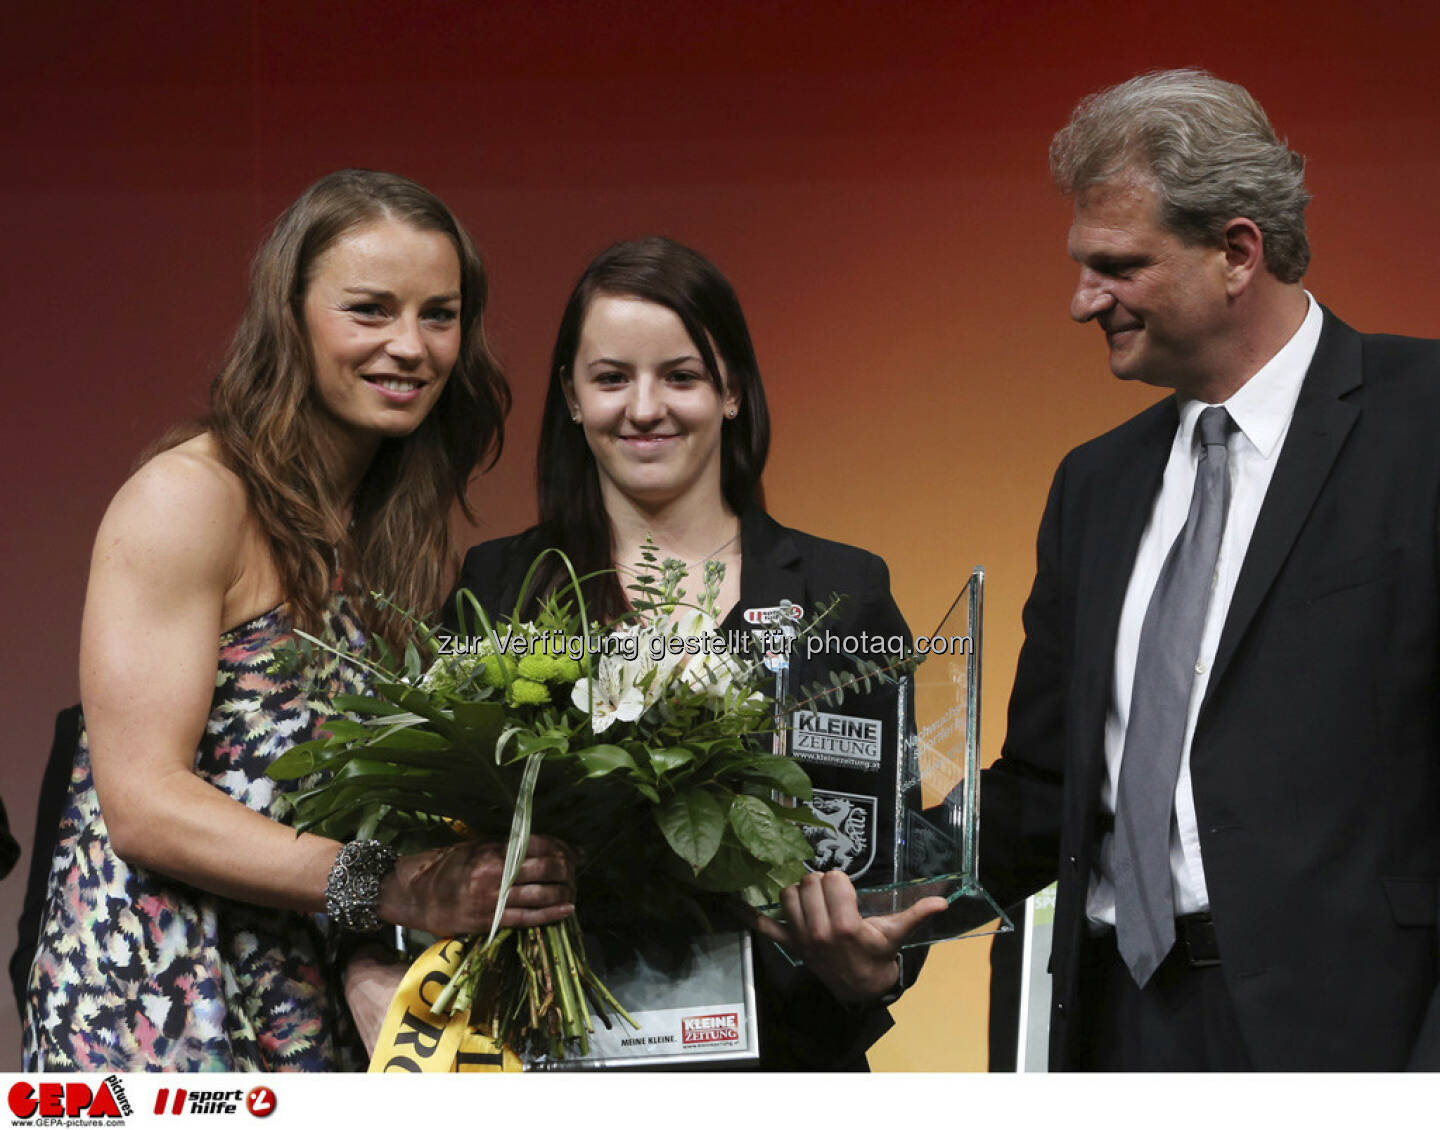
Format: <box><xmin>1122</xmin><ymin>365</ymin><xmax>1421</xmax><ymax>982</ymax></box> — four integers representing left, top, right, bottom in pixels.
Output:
<box><xmin>421</xmin><ymin>916</ymin><xmax>636</xmax><ymax>1062</ymax></box>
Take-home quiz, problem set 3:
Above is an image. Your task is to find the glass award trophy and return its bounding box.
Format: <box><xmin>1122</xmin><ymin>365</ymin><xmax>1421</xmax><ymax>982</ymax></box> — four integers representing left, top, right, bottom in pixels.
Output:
<box><xmin>759</xmin><ymin>568</ymin><xmax>1010</xmax><ymax>949</ymax></box>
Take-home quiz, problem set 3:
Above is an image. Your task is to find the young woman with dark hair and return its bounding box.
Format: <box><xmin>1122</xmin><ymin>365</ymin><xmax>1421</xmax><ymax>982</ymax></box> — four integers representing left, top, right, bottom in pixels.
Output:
<box><xmin>455</xmin><ymin>236</ymin><xmax>942</xmax><ymax>1069</ymax></box>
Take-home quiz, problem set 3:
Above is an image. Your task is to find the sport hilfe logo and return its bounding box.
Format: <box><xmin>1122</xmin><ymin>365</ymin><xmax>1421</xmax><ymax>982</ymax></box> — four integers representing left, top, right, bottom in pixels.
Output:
<box><xmin>153</xmin><ymin>1087</ymin><xmax>259</xmax><ymax>1116</ymax></box>
<box><xmin>8</xmin><ymin>1076</ymin><xmax>132</xmax><ymax>1120</ymax></box>
<box><xmin>150</xmin><ymin>1087</ymin><xmax>274</xmax><ymax>1118</ymax></box>
<box><xmin>680</xmin><ymin>1012</ymin><xmax>740</xmax><ymax>1045</ymax></box>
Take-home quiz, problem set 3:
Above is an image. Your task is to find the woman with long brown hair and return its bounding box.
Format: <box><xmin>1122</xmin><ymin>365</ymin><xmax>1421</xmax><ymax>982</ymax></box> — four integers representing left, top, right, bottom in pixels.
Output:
<box><xmin>22</xmin><ymin>170</ymin><xmax>574</xmax><ymax>1071</ymax></box>
<box><xmin>456</xmin><ymin>236</ymin><xmax>943</xmax><ymax>1069</ymax></box>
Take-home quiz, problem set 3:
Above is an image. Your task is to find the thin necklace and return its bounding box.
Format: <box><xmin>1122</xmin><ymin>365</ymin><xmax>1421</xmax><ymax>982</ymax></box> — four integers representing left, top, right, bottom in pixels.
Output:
<box><xmin>686</xmin><ymin>527</ymin><xmax>741</xmax><ymax>567</ymax></box>
<box><xmin>618</xmin><ymin>524</ymin><xmax>741</xmax><ymax>571</ymax></box>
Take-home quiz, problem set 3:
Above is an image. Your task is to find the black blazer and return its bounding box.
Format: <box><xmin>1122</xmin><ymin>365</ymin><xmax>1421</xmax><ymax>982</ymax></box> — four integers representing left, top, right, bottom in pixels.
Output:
<box><xmin>981</xmin><ymin>309</ymin><xmax>1440</xmax><ymax>1070</ymax></box>
<box><xmin>454</xmin><ymin>505</ymin><xmax>913</xmax><ymax>1070</ymax></box>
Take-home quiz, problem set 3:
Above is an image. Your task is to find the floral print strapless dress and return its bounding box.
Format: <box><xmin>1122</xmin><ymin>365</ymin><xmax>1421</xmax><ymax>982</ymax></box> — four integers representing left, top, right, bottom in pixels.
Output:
<box><xmin>23</xmin><ymin>596</ymin><xmax>367</xmax><ymax>1071</ymax></box>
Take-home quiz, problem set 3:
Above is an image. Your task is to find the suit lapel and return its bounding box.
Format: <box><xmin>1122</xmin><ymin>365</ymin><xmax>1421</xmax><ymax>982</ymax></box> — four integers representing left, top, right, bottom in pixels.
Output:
<box><xmin>725</xmin><ymin>506</ymin><xmax>807</xmax><ymax>630</ymax></box>
<box><xmin>1204</xmin><ymin>309</ymin><xmax>1363</xmax><ymax>705</ymax></box>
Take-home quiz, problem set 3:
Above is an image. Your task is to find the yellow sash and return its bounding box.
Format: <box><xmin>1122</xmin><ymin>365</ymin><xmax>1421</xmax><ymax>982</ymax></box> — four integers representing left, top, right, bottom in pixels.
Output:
<box><xmin>368</xmin><ymin>937</ymin><xmax>523</xmax><ymax>1073</ymax></box>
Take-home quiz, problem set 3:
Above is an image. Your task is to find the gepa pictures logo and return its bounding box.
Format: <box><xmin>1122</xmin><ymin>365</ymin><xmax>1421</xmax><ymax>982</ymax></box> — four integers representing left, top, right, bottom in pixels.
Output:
<box><xmin>8</xmin><ymin>1075</ymin><xmax>132</xmax><ymax>1122</ymax></box>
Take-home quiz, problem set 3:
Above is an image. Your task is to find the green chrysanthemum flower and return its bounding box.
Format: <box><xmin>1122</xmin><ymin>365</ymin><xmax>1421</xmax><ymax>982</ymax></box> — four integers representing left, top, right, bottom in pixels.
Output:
<box><xmin>506</xmin><ymin>677</ymin><xmax>551</xmax><ymax>707</ymax></box>
<box><xmin>478</xmin><ymin>653</ymin><xmax>519</xmax><ymax>688</ymax></box>
<box><xmin>517</xmin><ymin>651</ymin><xmax>583</xmax><ymax>685</ymax></box>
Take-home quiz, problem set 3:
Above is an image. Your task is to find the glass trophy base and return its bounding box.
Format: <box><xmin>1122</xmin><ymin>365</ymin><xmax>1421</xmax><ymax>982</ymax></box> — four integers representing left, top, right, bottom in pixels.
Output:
<box><xmin>759</xmin><ymin>874</ymin><xmax>1010</xmax><ymax>968</ymax></box>
<box><xmin>853</xmin><ymin>874</ymin><xmax>1012</xmax><ymax>948</ymax></box>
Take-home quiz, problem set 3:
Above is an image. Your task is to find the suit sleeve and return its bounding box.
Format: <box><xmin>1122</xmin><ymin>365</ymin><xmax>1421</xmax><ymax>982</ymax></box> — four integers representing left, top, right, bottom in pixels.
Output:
<box><xmin>978</xmin><ymin>461</ymin><xmax>1070</xmax><ymax>912</ymax></box>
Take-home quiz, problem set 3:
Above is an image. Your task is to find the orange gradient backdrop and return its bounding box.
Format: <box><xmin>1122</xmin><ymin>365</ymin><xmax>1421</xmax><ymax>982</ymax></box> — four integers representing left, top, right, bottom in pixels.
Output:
<box><xmin>3</xmin><ymin>0</ymin><xmax>1439</xmax><ymax>1070</ymax></box>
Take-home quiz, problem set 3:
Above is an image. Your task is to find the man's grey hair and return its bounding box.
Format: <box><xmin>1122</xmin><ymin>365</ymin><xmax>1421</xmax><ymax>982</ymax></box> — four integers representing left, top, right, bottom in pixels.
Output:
<box><xmin>1050</xmin><ymin>69</ymin><xmax>1311</xmax><ymax>283</ymax></box>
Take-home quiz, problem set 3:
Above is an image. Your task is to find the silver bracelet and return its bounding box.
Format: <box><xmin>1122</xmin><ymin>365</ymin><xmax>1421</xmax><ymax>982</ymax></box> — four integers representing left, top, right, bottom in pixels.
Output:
<box><xmin>325</xmin><ymin>839</ymin><xmax>398</xmax><ymax>933</ymax></box>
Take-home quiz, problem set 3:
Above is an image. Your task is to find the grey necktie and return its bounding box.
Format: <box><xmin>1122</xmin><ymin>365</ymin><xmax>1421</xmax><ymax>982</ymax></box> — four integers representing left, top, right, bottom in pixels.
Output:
<box><xmin>1113</xmin><ymin>405</ymin><xmax>1235</xmax><ymax>987</ymax></box>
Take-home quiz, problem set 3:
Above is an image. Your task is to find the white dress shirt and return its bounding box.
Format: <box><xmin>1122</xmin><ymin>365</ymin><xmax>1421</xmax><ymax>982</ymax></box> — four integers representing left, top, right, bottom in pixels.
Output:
<box><xmin>1087</xmin><ymin>294</ymin><xmax>1323</xmax><ymax>928</ymax></box>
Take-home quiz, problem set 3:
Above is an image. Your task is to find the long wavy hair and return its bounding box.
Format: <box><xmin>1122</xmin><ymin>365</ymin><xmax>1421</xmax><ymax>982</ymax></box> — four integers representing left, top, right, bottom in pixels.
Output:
<box><xmin>532</xmin><ymin>236</ymin><xmax>769</xmax><ymax>620</ymax></box>
<box><xmin>204</xmin><ymin>169</ymin><xmax>509</xmax><ymax>645</ymax></box>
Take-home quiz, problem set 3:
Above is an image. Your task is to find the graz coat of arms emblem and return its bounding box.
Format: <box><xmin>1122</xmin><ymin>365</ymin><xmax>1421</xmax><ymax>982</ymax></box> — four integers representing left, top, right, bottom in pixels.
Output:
<box><xmin>802</xmin><ymin>789</ymin><xmax>877</xmax><ymax>879</ymax></box>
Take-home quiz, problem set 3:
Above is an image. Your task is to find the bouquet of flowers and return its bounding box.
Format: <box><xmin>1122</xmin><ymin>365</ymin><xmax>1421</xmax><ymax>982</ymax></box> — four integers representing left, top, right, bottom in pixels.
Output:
<box><xmin>268</xmin><ymin>545</ymin><xmax>832</xmax><ymax>1062</ymax></box>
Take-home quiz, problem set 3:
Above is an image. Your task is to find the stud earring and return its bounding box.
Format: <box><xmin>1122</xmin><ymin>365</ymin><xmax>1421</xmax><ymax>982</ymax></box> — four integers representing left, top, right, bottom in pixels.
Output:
<box><xmin>725</xmin><ymin>407</ymin><xmax>737</xmax><ymax>419</ymax></box>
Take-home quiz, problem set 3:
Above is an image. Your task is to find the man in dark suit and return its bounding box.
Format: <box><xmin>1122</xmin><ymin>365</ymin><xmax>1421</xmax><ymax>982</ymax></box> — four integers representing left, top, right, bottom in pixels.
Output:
<box><xmin>981</xmin><ymin>68</ymin><xmax>1440</xmax><ymax>1070</ymax></box>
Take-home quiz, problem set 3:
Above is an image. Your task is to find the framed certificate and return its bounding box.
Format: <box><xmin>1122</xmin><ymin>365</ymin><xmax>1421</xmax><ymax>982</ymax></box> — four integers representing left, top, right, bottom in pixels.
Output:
<box><xmin>529</xmin><ymin>930</ymin><xmax>759</xmax><ymax>1070</ymax></box>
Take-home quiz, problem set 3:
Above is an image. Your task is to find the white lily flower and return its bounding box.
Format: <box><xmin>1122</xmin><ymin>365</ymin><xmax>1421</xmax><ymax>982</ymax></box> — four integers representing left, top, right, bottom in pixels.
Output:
<box><xmin>688</xmin><ymin>646</ymin><xmax>748</xmax><ymax>704</ymax></box>
<box><xmin>572</xmin><ymin>642</ymin><xmax>650</xmax><ymax>733</ymax></box>
<box><xmin>644</xmin><ymin>606</ymin><xmax>717</xmax><ymax>692</ymax></box>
